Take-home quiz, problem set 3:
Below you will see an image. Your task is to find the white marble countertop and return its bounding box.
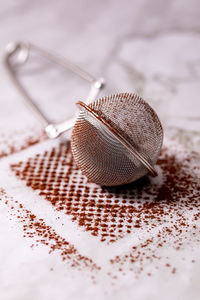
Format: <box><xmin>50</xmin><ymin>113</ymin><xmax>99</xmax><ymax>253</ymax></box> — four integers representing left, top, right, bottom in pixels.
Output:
<box><xmin>0</xmin><ymin>1</ymin><xmax>200</xmax><ymax>299</ymax></box>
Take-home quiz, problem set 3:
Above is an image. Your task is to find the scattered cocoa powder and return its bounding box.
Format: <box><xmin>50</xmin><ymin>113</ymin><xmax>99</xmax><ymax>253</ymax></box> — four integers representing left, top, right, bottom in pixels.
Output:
<box><xmin>0</xmin><ymin>188</ymin><xmax>100</xmax><ymax>272</ymax></box>
<box><xmin>10</xmin><ymin>142</ymin><xmax>200</xmax><ymax>243</ymax></box>
<box><xmin>1</xmin><ymin>136</ymin><xmax>200</xmax><ymax>279</ymax></box>
<box><xmin>108</xmin><ymin>144</ymin><xmax>200</xmax><ymax>276</ymax></box>
<box><xmin>0</xmin><ymin>129</ymin><xmax>46</xmax><ymax>159</ymax></box>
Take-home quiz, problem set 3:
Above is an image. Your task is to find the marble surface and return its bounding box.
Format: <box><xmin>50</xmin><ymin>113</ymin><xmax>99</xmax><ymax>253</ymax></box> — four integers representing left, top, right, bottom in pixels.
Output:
<box><xmin>0</xmin><ymin>1</ymin><xmax>200</xmax><ymax>299</ymax></box>
<box><xmin>1</xmin><ymin>0</ymin><xmax>200</xmax><ymax>134</ymax></box>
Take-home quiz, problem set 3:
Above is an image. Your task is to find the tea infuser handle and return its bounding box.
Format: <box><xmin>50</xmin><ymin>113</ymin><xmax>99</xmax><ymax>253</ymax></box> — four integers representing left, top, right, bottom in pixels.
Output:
<box><xmin>3</xmin><ymin>41</ymin><xmax>105</xmax><ymax>138</ymax></box>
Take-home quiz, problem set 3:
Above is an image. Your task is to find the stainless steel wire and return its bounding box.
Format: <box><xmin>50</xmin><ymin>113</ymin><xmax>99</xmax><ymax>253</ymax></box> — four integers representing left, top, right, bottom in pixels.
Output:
<box><xmin>4</xmin><ymin>42</ymin><xmax>163</xmax><ymax>186</ymax></box>
<box><xmin>71</xmin><ymin>93</ymin><xmax>163</xmax><ymax>186</ymax></box>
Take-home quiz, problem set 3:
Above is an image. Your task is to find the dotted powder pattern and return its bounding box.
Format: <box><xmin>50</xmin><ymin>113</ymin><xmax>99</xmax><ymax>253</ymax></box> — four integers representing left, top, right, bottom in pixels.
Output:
<box><xmin>10</xmin><ymin>140</ymin><xmax>200</xmax><ymax>249</ymax></box>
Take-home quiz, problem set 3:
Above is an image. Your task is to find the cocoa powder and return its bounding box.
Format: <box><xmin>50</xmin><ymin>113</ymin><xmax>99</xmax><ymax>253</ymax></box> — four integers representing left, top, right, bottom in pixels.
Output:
<box><xmin>2</xmin><ymin>137</ymin><xmax>200</xmax><ymax>278</ymax></box>
<box><xmin>0</xmin><ymin>129</ymin><xmax>46</xmax><ymax>159</ymax></box>
<box><xmin>10</xmin><ymin>142</ymin><xmax>200</xmax><ymax>242</ymax></box>
<box><xmin>0</xmin><ymin>188</ymin><xmax>100</xmax><ymax>272</ymax></box>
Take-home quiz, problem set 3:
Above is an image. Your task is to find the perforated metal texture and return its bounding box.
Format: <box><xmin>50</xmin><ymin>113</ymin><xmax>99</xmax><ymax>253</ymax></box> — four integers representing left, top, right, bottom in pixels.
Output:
<box><xmin>71</xmin><ymin>93</ymin><xmax>163</xmax><ymax>186</ymax></box>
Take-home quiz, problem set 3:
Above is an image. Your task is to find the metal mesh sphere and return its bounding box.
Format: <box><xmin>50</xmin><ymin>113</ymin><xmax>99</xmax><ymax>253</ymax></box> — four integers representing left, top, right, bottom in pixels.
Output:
<box><xmin>71</xmin><ymin>93</ymin><xmax>163</xmax><ymax>186</ymax></box>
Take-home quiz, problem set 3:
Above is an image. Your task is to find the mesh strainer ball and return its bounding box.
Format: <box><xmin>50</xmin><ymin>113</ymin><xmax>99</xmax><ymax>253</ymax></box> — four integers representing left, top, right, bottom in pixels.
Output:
<box><xmin>71</xmin><ymin>93</ymin><xmax>163</xmax><ymax>186</ymax></box>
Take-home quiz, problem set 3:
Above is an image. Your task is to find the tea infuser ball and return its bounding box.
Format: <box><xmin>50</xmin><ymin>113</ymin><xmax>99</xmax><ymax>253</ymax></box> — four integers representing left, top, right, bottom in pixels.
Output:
<box><xmin>71</xmin><ymin>93</ymin><xmax>163</xmax><ymax>186</ymax></box>
<box><xmin>4</xmin><ymin>42</ymin><xmax>163</xmax><ymax>186</ymax></box>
